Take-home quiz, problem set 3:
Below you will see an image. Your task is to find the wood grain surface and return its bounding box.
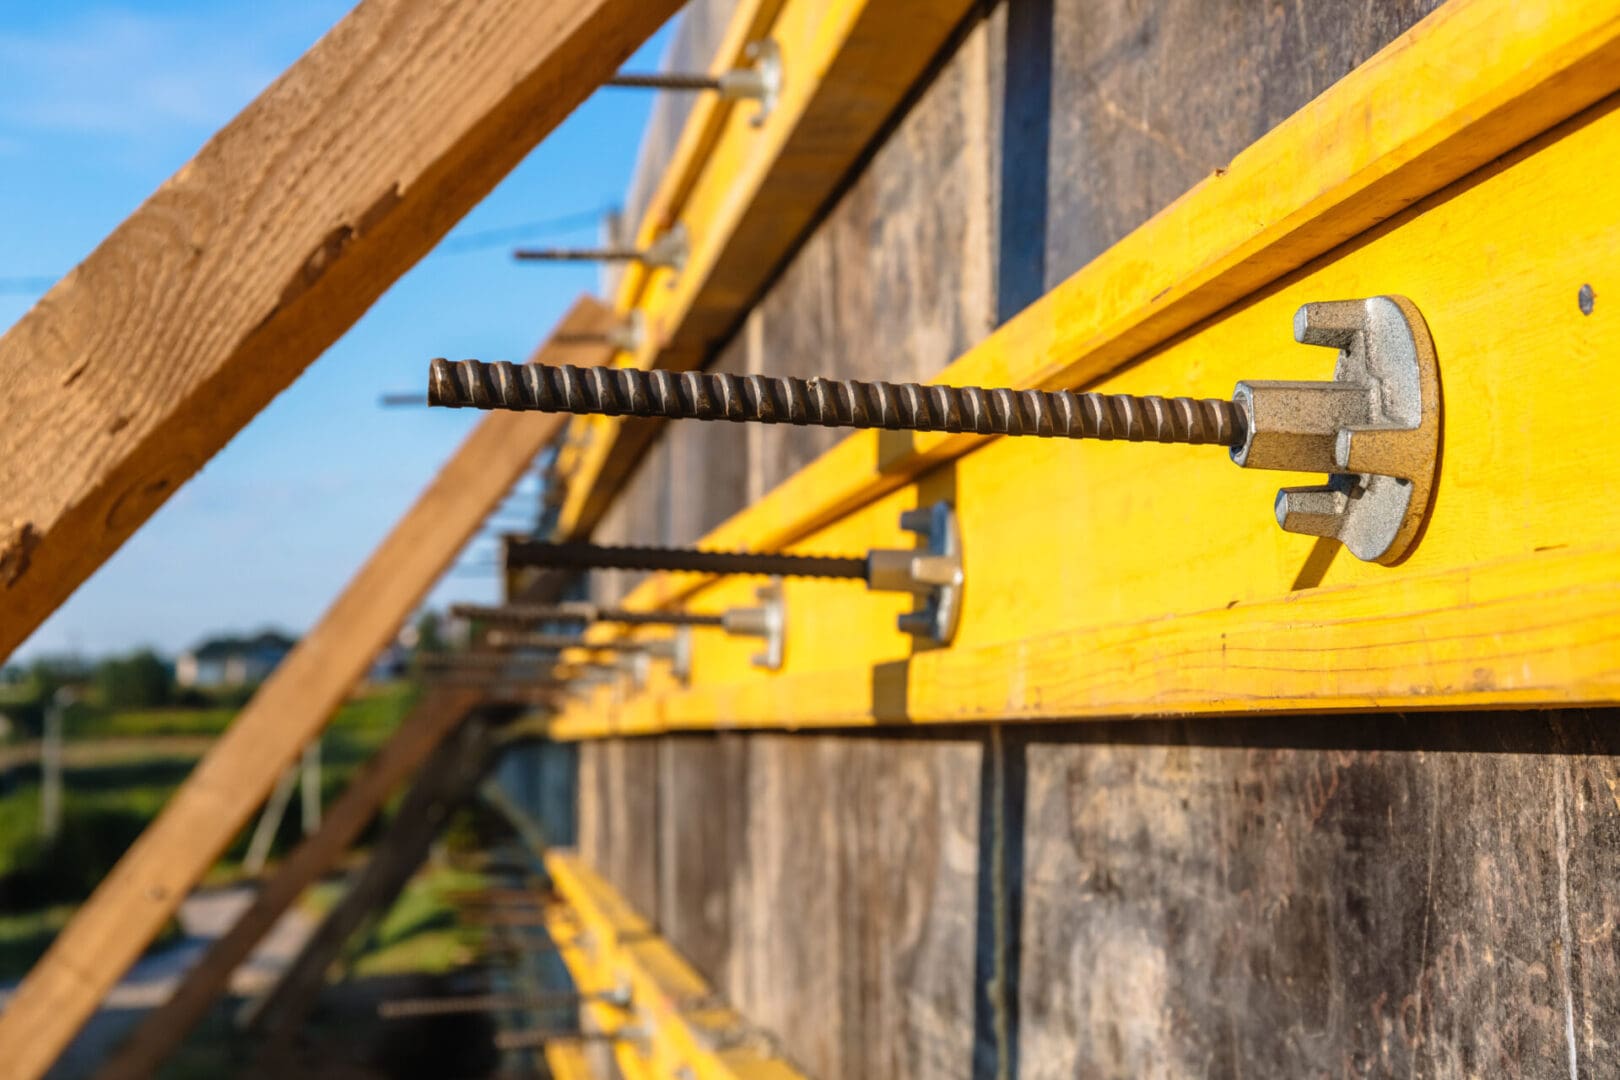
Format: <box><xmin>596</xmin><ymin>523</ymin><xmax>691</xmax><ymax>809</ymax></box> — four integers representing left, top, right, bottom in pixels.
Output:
<box><xmin>580</xmin><ymin>732</ymin><xmax>983</xmax><ymax>1079</ymax></box>
<box><xmin>245</xmin><ymin>716</ymin><xmax>498</xmax><ymax>1050</ymax></box>
<box><xmin>0</xmin><ymin>0</ymin><xmax>681</xmax><ymax>661</ymax></box>
<box><xmin>1009</xmin><ymin>714</ymin><xmax>1620</xmax><ymax>1077</ymax></box>
<box><xmin>557</xmin><ymin>0</ymin><xmax>1620</xmax><ymax>1073</ymax></box>
<box><xmin>98</xmin><ymin>686</ymin><xmax>483</xmax><ymax>1080</ymax></box>
<box><xmin>0</xmin><ymin>297</ymin><xmax>616</xmax><ymax>1079</ymax></box>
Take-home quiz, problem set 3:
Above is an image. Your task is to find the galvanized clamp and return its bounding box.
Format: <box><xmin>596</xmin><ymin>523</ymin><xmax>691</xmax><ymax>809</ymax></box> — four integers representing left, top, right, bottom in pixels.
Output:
<box><xmin>1232</xmin><ymin>296</ymin><xmax>1439</xmax><ymax>563</ymax></box>
<box><xmin>719</xmin><ymin>582</ymin><xmax>787</xmax><ymax>671</ymax></box>
<box><xmin>607</xmin><ymin>39</ymin><xmax>782</xmax><ymax>127</ymax></box>
<box><xmin>726</xmin><ymin>40</ymin><xmax>782</xmax><ymax>126</ymax></box>
<box><xmin>866</xmin><ymin>502</ymin><xmax>963</xmax><ymax>645</ymax></box>
<box><xmin>431</xmin><ymin>295</ymin><xmax>1440</xmax><ymax>566</ymax></box>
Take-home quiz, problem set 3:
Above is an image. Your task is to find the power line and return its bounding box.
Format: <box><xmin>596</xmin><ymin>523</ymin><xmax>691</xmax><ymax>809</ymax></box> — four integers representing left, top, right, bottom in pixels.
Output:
<box><xmin>0</xmin><ymin>205</ymin><xmax>618</xmax><ymax>295</ymax></box>
<box><xmin>433</xmin><ymin>205</ymin><xmax>615</xmax><ymax>255</ymax></box>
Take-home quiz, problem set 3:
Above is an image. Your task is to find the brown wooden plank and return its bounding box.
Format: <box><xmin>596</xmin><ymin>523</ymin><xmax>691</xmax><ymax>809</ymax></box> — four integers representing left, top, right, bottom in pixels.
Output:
<box><xmin>0</xmin><ymin>0</ymin><xmax>682</xmax><ymax>662</ymax></box>
<box><xmin>245</xmin><ymin>715</ymin><xmax>500</xmax><ymax>1052</ymax></box>
<box><xmin>0</xmin><ymin>299</ymin><xmax>616</xmax><ymax>1080</ymax></box>
<box><xmin>1014</xmin><ymin>715</ymin><xmax>1620</xmax><ymax>1077</ymax></box>
<box><xmin>654</xmin><ymin>734</ymin><xmax>750</xmax><ymax>978</ymax></box>
<box><xmin>601</xmin><ymin>738</ymin><xmax>662</xmax><ymax>919</ymax></box>
<box><xmin>721</xmin><ymin>734</ymin><xmax>982</xmax><ymax>1079</ymax></box>
<box><xmin>578</xmin><ymin>739</ymin><xmax>660</xmax><ymax>919</ymax></box>
<box><xmin>98</xmin><ymin>685</ymin><xmax>482</xmax><ymax>1080</ymax></box>
<box><xmin>581</xmin><ymin>733</ymin><xmax>982</xmax><ymax>1078</ymax></box>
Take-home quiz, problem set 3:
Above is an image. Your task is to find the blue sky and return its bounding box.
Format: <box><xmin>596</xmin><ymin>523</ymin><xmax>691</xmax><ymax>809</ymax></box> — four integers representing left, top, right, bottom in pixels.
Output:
<box><xmin>2</xmin><ymin>3</ymin><xmax>673</xmax><ymax>661</ymax></box>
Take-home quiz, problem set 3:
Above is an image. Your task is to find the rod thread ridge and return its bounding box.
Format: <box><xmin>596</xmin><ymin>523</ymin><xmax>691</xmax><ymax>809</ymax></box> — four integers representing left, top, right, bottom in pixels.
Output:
<box><xmin>429</xmin><ymin>360</ymin><xmax>1242</xmax><ymax>446</ymax></box>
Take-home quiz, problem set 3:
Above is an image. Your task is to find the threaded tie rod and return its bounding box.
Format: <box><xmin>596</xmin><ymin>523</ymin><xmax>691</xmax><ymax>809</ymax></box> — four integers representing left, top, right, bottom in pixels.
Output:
<box><xmin>605</xmin><ymin>72</ymin><xmax>723</xmax><ymax>91</ymax></box>
<box><xmin>505</xmin><ymin>539</ymin><xmax>869</xmax><ymax>580</ymax></box>
<box><xmin>450</xmin><ymin>602</ymin><xmax>724</xmax><ymax>628</ymax></box>
<box><xmin>380</xmin><ymin>990</ymin><xmax>619</xmax><ymax>1020</ymax></box>
<box><xmin>496</xmin><ymin>1029</ymin><xmax>626</xmax><ymax>1051</ymax></box>
<box><xmin>485</xmin><ymin>632</ymin><xmax>654</xmax><ymax>653</ymax></box>
<box><xmin>512</xmin><ymin>246</ymin><xmax>647</xmax><ymax>263</ymax></box>
<box><xmin>428</xmin><ymin>360</ymin><xmax>1244</xmax><ymax>446</ymax></box>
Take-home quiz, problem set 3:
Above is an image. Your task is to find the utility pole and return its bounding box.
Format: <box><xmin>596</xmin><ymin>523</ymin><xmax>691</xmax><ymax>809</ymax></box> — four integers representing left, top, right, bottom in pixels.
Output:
<box><xmin>40</xmin><ymin>687</ymin><xmax>73</xmax><ymax>843</ymax></box>
<box><xmin>243</xmin><ymin>737</ymin><xmax>325</xmax><ymax>876</ymax></box>
<box><xmin>242</xmin><ymin>766</ymin><xmax>299</xmax><ymax>876</ymax></box>
<box><xmin>299</xmin><ymin>739</ymin><xmax>322</xmax><ymax>836</ymax></box>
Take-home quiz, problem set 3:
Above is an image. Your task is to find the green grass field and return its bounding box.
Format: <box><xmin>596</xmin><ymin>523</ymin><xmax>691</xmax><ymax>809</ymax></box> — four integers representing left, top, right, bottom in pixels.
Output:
<box><xmin>0</xmin><ymin>682</ymin><xmax>420</xmax><ymax>979</ymax></box>
<box><xmin>344</xmin><ymin>864</ymin><xmax>489</xmax><ymax>978</ymax></box>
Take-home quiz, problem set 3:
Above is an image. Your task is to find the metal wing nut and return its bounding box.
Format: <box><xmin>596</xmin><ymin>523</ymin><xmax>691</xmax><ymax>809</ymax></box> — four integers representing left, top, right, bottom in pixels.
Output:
<box><xmin>1230</xmin><ymin>295</ymin><xmax>1440</xmax><ymax>565</ymax></box>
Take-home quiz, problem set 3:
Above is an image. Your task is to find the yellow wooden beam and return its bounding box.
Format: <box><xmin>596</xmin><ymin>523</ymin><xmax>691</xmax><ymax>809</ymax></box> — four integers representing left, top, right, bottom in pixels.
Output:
<box><xmin>544</xmin><ymin>0</ymin><xmax>785</xmax><ymax>544</ymax></box>
<box><xmin>539</xmin><ymin>894</ymin><xmax>656</xmax><ymax>1080</ymax></box>
<box><xmin>545</xmin><ymin>854</ymin><xmax>807</xmax><ymax>1080</ymax></box>
<box><xmin>0</xmin><ymin>299</ymin><xmax>616</xmax><ymax>1080</ymax></box>
<box><xmin>546</xmin><ymin>6</ymin><xmax>1620</xmax><ymax>736</ymax></box>
<box><xmin>553</xmin><ymin>0</ymin><xmax>980</xmax><ymax>541</ymax></box>
<box><xmin>556</xmin><ymin>543</ymin><xmax>1620</xmax><ymax>736</ymax></box>
<box><xmin>613</xmin><ymin>0</ymin><xmax>787</xmax><ymax>296</ymax></box>
<box><xmin>602</xmin><ymin>0</ymin><xmax>1620</xmax><ymax>603</ymax></box>
<box><xmin>544</xmin><ymin>1040</ymin><xmax>608</xmax><ymax>1080</ymax></box>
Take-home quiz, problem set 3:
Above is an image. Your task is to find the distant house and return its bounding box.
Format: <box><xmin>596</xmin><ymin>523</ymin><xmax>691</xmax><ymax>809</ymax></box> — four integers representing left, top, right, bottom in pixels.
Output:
<box><xmin>176</xmin><ymin>631</ymin><xmax>297</xmax><ymax>689</ymax></box>
<box><xmin>367</xmin><ymin>642</ymin><xmax>410</xmax><ymax>684</ymax></box>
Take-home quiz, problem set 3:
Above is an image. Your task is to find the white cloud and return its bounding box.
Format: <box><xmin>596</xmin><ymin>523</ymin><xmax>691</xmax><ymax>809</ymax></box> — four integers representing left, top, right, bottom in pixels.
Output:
<box><xmin>0</xmin><ymin>7</ymin><xmax>338</xmax><ymax>146</ymax></box>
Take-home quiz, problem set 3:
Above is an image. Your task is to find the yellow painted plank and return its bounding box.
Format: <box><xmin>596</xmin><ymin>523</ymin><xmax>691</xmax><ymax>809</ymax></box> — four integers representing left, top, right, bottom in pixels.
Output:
<box><xmin>554</xmin><ymin>0</ymin><xmax>785</xmax><ymax>531</ymax></box>
<box><xmin>543</xmin><ymin>1041</ymin><xmax>602</xmax><ymax>1080</ymax></box>
<box><xmin>546</xmin><ymin>854</ymin><xmax>807</xmax><ymax>1080</ymax></box>
<box><xmin>549</xmin><ymin>71</ymin><xmax>1620</xmax><ymax>736</ymax></box>
<box><xmin>539</xmin><ymin>902</ymin><xmax>649</xmax><ymax>1079</ymax></box>
<box><xmin>601</xmin><ymin>0</ymin><xmax>1620</xmax><ymax>606</ymax></box>
<box><xmin>555</xmin><ymin>0</ymin><xmax>979</xmax><ymax>540</ymax></box>
<box><xmin>613</xmin><ymin>0</ymin><xmax>787</xmax><ymax>301</ymax></box>
<box><xmin>557</xmin><ymin>543</ymin><xmax>1620</xmax><ymax>735</ymax></box>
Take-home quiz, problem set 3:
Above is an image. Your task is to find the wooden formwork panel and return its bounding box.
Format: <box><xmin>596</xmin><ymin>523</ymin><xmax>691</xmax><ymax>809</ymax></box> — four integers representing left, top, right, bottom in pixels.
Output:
<box><xmin>1010</xmin><ymin>716</ymin><xmax>1620</xmax><ymax>1077</ymax></box>
<box><xmin>578</xmin><ymin>734</ymin><xmax>983</xmax><ymax>1079</ymax></box>
<box><xmin>545</xmin><ymin>852</ymin><xmax>809</xmax><ymax>1078</ymax></box>
<box><xmin>555</xmin><ymin>0</ymin><xmax>983</xmax><ymax>542</ymax></box>
<box><xmin>560</xmin><ymin>0</ymin><xmax>1620</xmax><ymax>1077</ymax></box>
<box><xmin>551</xmin><ymin>0</ymin><xmax>1620</xmax><ymax>736</ymax></box>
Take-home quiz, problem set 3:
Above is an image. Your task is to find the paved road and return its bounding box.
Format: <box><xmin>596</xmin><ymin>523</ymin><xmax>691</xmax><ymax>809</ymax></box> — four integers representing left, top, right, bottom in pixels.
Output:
<box><xmin>0</xmin><ymin>883</ymin><xmax>317</xmax><ymax>1079</ymax></box>
<box><xmin>0</xmin><ymin>735</ymin><xmax>215</xmax><ymax>772</ymax></box>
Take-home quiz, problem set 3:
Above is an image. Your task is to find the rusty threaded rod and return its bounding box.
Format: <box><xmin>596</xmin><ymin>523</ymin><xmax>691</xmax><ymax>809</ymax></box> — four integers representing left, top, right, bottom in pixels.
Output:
<box><xmin>484</xmin><ymin>631</ymin><xmax>655</xmax><ymax>653</ymax></box>
<box><xmin>450</xmin><ymin>602</ymin><xmax>725</xmax><ymax>628</ymax></box>
<box><xmin>604</xmin><ymin>72</ymin><xmax>724</xmax><ymax>91</ymax></box>
<box><xmin>428</xmin><ymin>360</ymin><xmax>1244</xmax><ymax>447</ymax></box>
<box><xmin>512</xmin><ymin>246</ymin><xmax>648</xmax><ymax>262</ymax></box>
<box><xmin>504</xmin><ymin>540</ymin><xmax>868</xmax><ymax>580</ymax></box>
<box><xmin>496</xmin><ymin>1028</ymin><xmax>626</xmax><ymax>1051</ymax></box>
<box><xmin>379</xmin><ymin>990</ymin><xmax>620</xmax><ymax>1020</ymax></box>
<box><xmin>415</xmin><ymin>651</ymin><xmax>555</xmax><ymax>669</ymax></box>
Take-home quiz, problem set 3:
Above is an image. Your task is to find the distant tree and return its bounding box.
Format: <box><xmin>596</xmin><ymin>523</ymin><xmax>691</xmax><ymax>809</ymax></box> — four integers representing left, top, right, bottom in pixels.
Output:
<box><xmin>95</xmin><ymin>650</ymin><xmax>173</xmax><ymax>709</ymax></box>
<box><xmin>414</xmin><ymin>610</ymin><xmax>446</xmax><ymax>654</ymax></box>
<box><xmin>26</xmin><ymin>659</ymin><xmax>65</xmax><ymax>702</ymax></box>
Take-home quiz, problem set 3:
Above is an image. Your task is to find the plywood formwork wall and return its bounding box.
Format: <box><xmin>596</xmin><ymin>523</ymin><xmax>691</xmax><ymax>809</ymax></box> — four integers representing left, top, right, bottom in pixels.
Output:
<box><xmin>561</xmin><ymin>0</ymin><xmax>1620</xmax><ymax>1076</ymax></box>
